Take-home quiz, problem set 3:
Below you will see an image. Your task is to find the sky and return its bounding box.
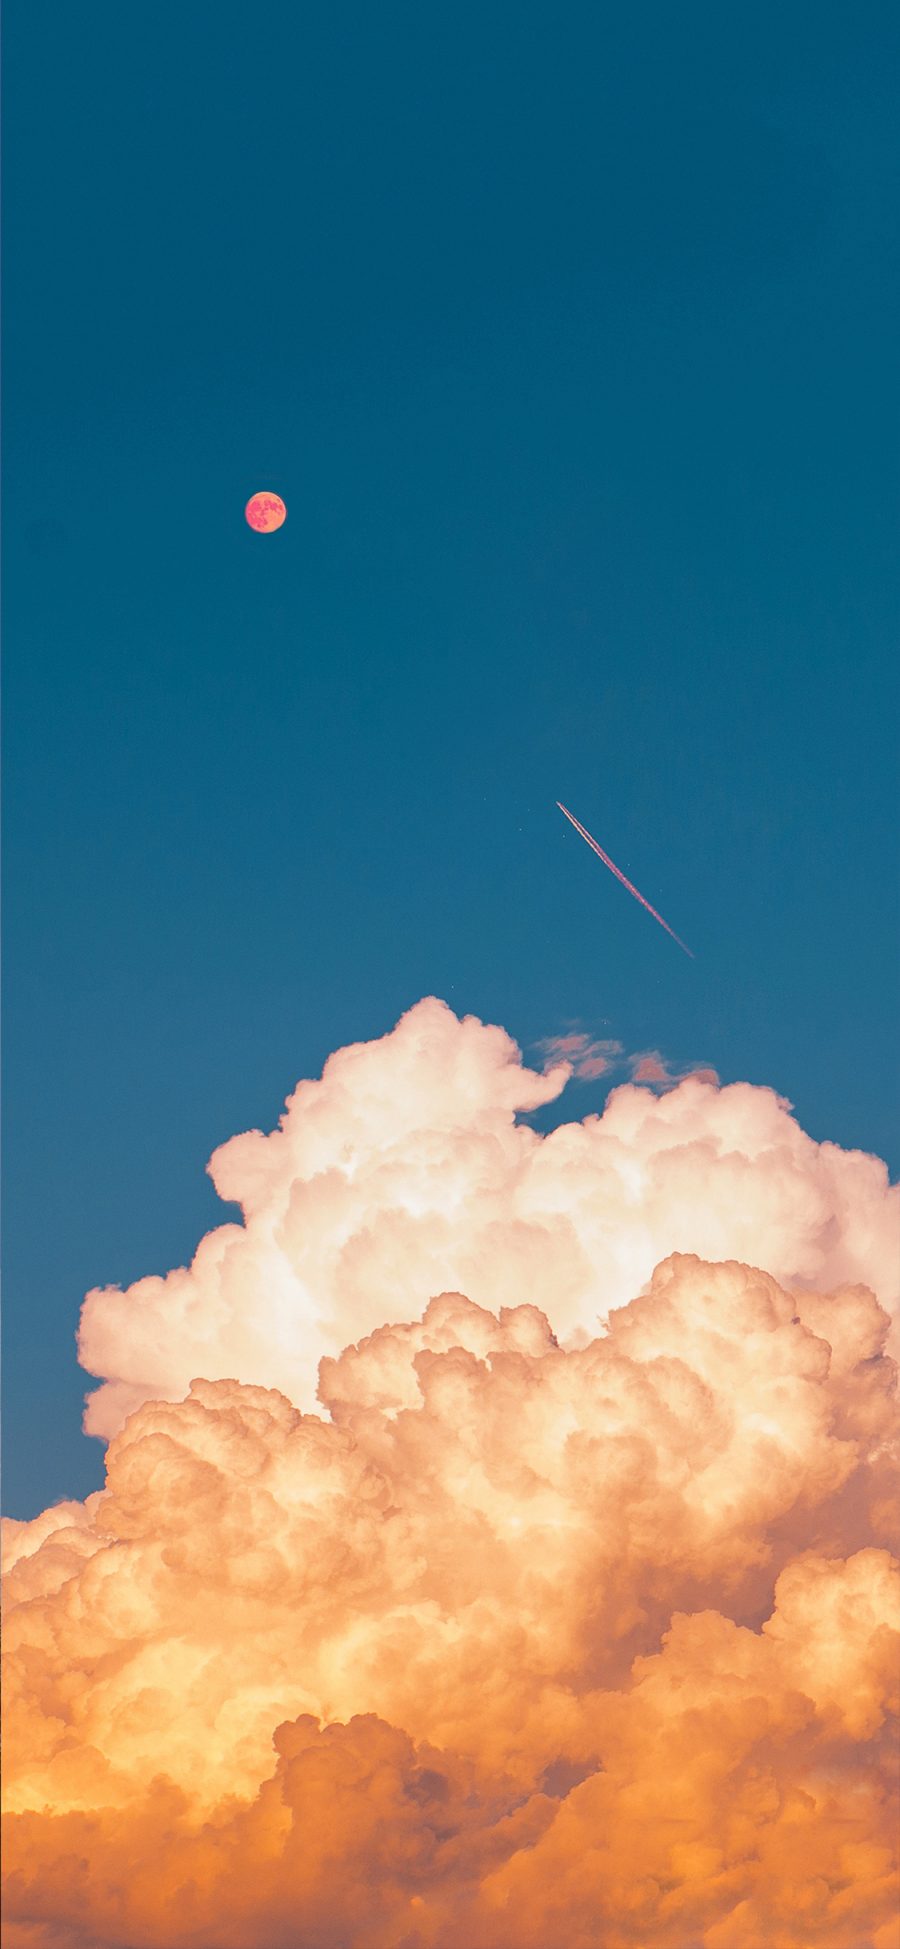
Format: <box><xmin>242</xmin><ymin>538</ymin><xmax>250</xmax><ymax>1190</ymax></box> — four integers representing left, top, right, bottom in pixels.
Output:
<box><xmin>3</xmin><ymin>0</ymin><xmax>898</xmax><ymax>1527</ymax></box>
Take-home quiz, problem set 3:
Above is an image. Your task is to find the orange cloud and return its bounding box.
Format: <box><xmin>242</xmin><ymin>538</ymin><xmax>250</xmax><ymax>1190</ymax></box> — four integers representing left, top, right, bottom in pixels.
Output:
<box><xmin>3</xmin><ymin>1000</ymin><xmax>899</xmax><ymax>1947</ymax></box>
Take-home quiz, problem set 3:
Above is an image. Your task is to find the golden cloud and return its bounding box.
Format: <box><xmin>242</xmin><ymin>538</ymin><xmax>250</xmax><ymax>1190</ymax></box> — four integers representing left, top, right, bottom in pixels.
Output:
<box><xmin>3</xmin><ymin>1001</ymin><xmax>898</xmax><ymax>1946</ymax></box>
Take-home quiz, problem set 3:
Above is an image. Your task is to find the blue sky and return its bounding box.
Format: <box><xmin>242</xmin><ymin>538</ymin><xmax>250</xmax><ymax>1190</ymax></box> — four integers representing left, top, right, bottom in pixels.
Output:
<box><xmin>3</xmin><ymin>0</ymin><xmax>898</xmax><ymax>1515</ymax></box>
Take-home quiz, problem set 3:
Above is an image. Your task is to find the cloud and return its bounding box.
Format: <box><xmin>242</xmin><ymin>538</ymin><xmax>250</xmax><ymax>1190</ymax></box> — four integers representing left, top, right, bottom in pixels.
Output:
<box><xmin>536</xmin><ymin>1031</ymin><xmax>624</xmax><ymax>1080</ymax></box>
<box><xmin>630</xmin><ymin>1049</ymin><xmax>721</xmax><ymax>1088</ymax></box>
<box><xmin>3</xmin><ymin>999</ymin><xmax>899</xmax><ymax>1947</ymax></box>
<box><xmin>535</xmin><ymin>1034</ymin><xmax>718</xmax><ymax>1089</ymax></box>
<box><xmin>4</xmin><ymin>1261</ymin><xmax>899</xmax><ymax>1945</ymax></box>
<box><xmin>76</xmin><ymin>999</ymin><xmax>898</xmax><ymax>1437</ymax></box>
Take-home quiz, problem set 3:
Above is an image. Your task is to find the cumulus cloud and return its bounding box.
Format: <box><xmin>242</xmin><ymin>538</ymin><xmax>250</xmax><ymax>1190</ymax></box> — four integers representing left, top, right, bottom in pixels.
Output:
<box><xmin>76</xmin><ymin>998</ymin><xmax>899</xmax><ymax>1436</ymax></box>
<box><xmin>4</xmin><ymin>1263</ymin><xmax>899</xmax><ymax>1946</ymax></box>
<box><xmin>3</xmin><ymin>999</ymin><xmax>900</xmax><ymax>1948</ymax></box>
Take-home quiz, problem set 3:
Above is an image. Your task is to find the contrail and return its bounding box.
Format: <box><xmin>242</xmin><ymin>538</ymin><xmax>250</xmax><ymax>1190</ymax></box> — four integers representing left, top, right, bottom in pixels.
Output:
<box><xmin>557</xmin><ymin>802</ymin><xmax>694</xmax><ymax>958</ymax></box>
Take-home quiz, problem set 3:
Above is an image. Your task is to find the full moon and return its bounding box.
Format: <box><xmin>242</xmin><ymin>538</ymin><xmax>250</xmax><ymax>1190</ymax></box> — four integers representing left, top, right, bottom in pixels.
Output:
<box><xmin>245</xmin><ymin>491</ymin><xmax>287</xmax><ymax>533</ymax></box>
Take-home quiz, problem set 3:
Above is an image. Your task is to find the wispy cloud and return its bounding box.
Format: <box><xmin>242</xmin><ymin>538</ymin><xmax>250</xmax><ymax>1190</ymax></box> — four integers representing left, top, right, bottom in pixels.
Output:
<box><xmin>537</xmin><ymin>1031</ymin><xmax>624</xmax><ymax>1080</ymax></box>
<box><xmin>630</xmin><ymin>1049</ymin><xmax>720</xmax><ymax>1090</ymax></box>
<box><xmin>536</xmin><ymin>1032</ymin><xmax>717</xmax><ymax>1092</ymax></box>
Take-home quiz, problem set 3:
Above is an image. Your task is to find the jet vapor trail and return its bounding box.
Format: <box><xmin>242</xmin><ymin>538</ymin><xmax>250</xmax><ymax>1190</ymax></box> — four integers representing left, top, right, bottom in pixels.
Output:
<box><xmin>557</xmin><ymin>802</ymin><xmax>694</xmax><ymax>958</ymax></box>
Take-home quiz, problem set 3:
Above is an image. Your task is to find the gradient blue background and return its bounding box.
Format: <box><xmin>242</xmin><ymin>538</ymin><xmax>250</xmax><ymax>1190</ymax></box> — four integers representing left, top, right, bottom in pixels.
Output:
<box><xmin>4</xmin><ymin>1</ymin><xmax>898</xmax><ymax>1515</ymax></box>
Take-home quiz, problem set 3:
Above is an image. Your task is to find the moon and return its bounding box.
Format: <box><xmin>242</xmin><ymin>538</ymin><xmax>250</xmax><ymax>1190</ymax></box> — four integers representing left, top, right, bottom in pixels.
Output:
<box><xmin>245</xmin><ymin>492</ymin><xmax>287</xmax><ymax>533</ymax></box>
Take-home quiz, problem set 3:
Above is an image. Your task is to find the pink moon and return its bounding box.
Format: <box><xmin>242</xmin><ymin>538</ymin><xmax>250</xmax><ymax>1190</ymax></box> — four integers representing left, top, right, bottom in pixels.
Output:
<box><xmin>245</xmin><ymin>491</ymin><xmax>287</xmax><ymax>533</ymax></box>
